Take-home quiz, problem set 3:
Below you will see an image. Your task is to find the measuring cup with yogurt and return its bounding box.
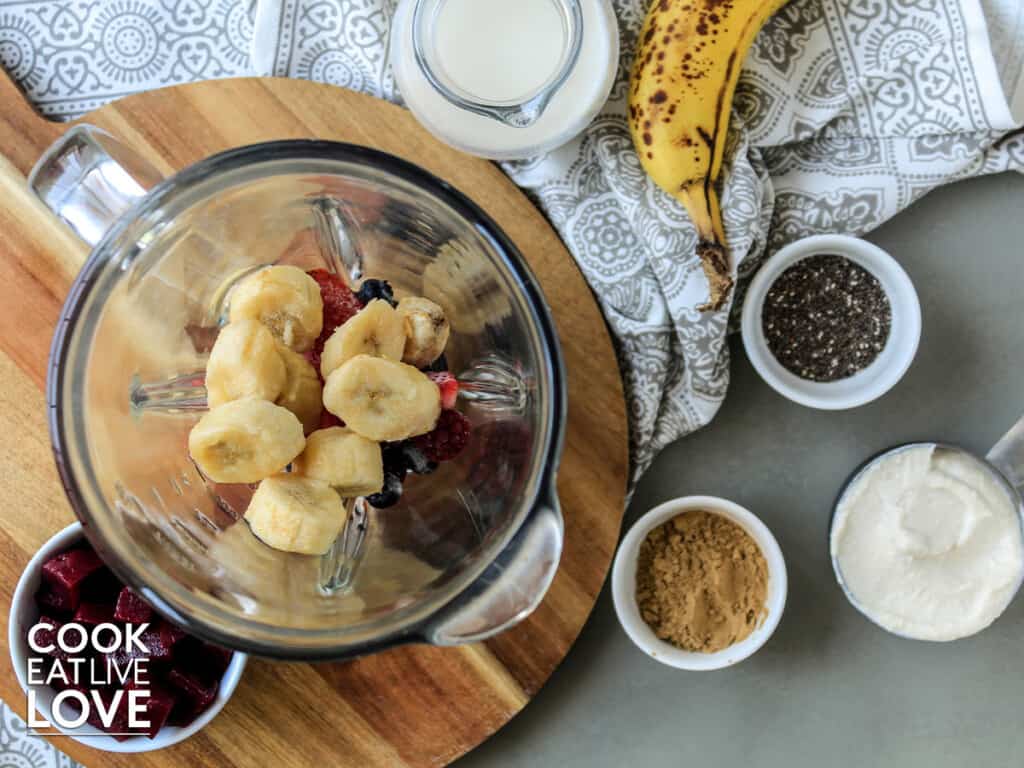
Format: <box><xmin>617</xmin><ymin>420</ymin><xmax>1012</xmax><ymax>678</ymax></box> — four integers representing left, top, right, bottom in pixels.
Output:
<box><xmin>830</xmin><ymin>421</ymin><xmax>1024</xmax><ymax>641</ymax></box>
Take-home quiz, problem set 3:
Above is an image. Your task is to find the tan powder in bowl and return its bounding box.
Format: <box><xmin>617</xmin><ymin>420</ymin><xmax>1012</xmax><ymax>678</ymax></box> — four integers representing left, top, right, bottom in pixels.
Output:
<box><xmin>636</xmin><ymin>510</ymin><xmax>769</xmax><ymax>653</ymax></box>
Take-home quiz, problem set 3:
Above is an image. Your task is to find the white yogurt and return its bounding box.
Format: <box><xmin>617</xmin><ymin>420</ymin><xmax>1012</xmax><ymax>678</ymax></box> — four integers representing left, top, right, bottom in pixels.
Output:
<box><xmin>434</xmin><ymin>0</ymin><xmax>566</xmax><ymax>103</ymax></box>
<box><xmin>831</xmin><ymin>444</ymin><xmax>1024</xmax><ymax>641</ymax></box>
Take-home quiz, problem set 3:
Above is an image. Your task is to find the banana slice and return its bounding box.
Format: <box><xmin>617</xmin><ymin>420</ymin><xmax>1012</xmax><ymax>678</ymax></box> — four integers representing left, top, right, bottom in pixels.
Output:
<box><xmin>323</xmin><ymin>355</ymin><xmax>441</xmax><ymax>442</ymax></box>
<box><xmin>274</xmin><ymin>343</ymin><xmax>323</xmax><ymax>434</ymax></box>
<box><xmin>188</xmin><ymin>400</ymin><xmax>305</xmax><ymax>484</ymax></box>
<box><xmin>320</xmin><ymin>300</ymin><xmax>406</xmax><ymax>378</ymax></box>
<box><xmin>293</xmin><ymin>427</ymin><xmax>384</xmax><ymax>497</ymax></box>
<box><xmin>205</xmin><ymin>319</ymin><xmax>287</xmax><ymax>408</ymax></box>
<box><xmin>397</xmin><ymin>297</ymin><xmax>450</xmax><ymax>369</ymax></box>
<box><xmin>229</xmin><ymin>265</ymin><xmax>324</xmax><ymax>352</ymax></box>
<box><xmin>245</xmin><ymin>474</ymin><xmax>347</xmax><ymax>556</ymax></box>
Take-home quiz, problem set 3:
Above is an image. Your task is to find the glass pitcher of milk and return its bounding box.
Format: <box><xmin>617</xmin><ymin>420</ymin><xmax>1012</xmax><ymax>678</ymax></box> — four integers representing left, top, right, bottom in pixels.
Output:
<box><xmin>392</xmin><ymin>0</ymin><xmax>619</xmax><ymax>159</ymax></box>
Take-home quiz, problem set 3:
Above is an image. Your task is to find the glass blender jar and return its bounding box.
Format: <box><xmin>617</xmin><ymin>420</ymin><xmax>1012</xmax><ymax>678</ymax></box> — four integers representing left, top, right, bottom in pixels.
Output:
<box><xmin>32</xmin><ymin>125</ymin><xmax>566</xmax><ymax>659</ymax></box>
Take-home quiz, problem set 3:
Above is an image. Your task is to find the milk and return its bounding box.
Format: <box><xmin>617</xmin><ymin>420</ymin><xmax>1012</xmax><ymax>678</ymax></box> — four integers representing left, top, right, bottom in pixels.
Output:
<box><xmin>434</xmin><ymin>0</ymin><xmax>567</xmax><ymax>103</ymax></box>
<box><xmin>392</xmin><ymin>0</ymin><xmax>620</xmax><ymax>159</ymax></box>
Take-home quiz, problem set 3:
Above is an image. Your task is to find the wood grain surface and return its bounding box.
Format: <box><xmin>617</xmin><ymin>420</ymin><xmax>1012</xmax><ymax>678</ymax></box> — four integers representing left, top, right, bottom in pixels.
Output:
<box><xmin>0</xmin><ymin>73</ymin><xmax>629</xmax><ymax>767</ymax></box>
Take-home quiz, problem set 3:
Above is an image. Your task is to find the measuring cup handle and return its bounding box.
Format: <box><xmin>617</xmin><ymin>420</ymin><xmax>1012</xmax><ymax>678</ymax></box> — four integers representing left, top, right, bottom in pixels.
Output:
<box><xmin>29</xmin><ymin>125</ymin><xmax>164</xmax><ymax>247</ymax></box>
<box><xmin>423</xmin><ymin>489</ymin><xmax>563</xmax><ymax>646</ymax></box>
<box><xmin>986</xmin><ymin>414</ymin><xmax>1024</xmax><ymax>492</ymax></box>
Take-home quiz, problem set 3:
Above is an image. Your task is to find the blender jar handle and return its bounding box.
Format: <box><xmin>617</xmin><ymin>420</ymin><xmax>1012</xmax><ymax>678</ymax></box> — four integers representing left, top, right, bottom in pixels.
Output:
<box><xmin>425</xmin><ymin>492</ymin><xmax>564</xmax><ymax>645</ymax></box>
<box><xmin>28</xmin><ymin>125</ymin><xmax>164</xmax><ymax>247</ymax></box>
<box><xmin>987</xmin><ymin>413</ymin><xmax>1024</xmax><ymax>493</ymax></box>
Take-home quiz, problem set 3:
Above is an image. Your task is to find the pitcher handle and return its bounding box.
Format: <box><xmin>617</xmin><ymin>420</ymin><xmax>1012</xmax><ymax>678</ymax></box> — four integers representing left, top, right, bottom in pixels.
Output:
<box><xmin>29</xmin><ymin>125</ymin><xmax>164</xmax><ymax>247</ymax></box>
<box><xmin>987</xmin><ymin>414</ymin><xmax>1024</xmax><ymax>493</ymax></box>
<box><xmin>424</xmin><ymin>489</ymin><xmax>564</xmax><ymax>645</ymax></box>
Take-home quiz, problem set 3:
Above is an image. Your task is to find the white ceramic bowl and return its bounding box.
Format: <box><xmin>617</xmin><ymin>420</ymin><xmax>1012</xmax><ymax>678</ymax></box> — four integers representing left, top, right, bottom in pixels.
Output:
<box><xmin>611</xmin><ymin>496</ymin><xmax>787</xmax><ymax>671</ymax></box>
<box><xmin>741</xmin><ymin>234</ymin><xmax>921</xmax><ymax>410</ymax></box>
<box><xmin>9</xmin><ymin>522</ymin><xmax>247</xmax><ymax>753</ymax></box>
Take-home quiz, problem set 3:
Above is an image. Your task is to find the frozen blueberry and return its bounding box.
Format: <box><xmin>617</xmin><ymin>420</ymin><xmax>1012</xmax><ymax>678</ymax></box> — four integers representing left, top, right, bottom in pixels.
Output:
<box><xmin>366</xmin><ymin>471</ymin><xmax>404</xmax><ymax>509</ymax></box>
<box><xmin>401</xmin><ymin>444</ymin><xmax>436</xmax><ymax>475</ymax></box>
<box><xmin>424</xmin><ymin>353</ymin><xmax>449</xmax><ymax>373</ymax></box>
<box><xmin>356</xmin><ymin>279</ymin><xmax>397</xmax><ymax>308</ymax></box>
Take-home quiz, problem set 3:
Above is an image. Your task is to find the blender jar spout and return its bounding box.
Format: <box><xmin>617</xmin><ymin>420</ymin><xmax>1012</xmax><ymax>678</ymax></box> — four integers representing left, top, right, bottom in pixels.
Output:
<box><xmin>28</xmin><ymin>124</ymin><xmax>165</xmax><ymax>247</ymax></box>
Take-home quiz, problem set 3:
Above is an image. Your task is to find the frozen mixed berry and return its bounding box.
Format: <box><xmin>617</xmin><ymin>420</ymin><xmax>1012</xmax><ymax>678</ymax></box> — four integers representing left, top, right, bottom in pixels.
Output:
<box><xmin>317</xmin><ymin>409</ymin><xmax>344</xmax><ymax>431</ymax></box>
<box><xmin>413</xmin><ymin>410</ymin><xmax>472</xmax><ymax>463</ymax></box>
<box><xmin>382</xmin><ymin>443</ymin><xmax>436</xmax><ymax>477</ymax></box>
<box><xmin>428</xmin><ymin>372</ymin><xmax>459</xmax><ymax>410</ymax></box>
<box><xmin>366</xmin><ymin>471</ymin><xmax>405</xmax><ymax>509</ymax></box>
<box><xmin>400</xmin><ymin>444</ymin><xmax>437</xmax><ymax>475</ymax></box>
<box><xmin>356</xmin><ymin>278</ymin><xmax>397</xmax><ymax>308</ymax></box>
<box><xmin>308</xmin><ymin>269</ymin><xmax>363</xmax><ymax>333</ymax></box>
<box><xmin>424</xmin><ymin>353</ymin><xmax>449</xmax><ymax>373</ymax></box>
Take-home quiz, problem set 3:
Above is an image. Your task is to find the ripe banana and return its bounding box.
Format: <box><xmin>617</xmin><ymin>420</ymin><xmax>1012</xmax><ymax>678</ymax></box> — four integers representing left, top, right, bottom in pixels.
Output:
<box><xmin>188</xmin><ymin>399</ymin><xmax>306</xmax><ymax>484</ymax></box>
<box><xmin>323</xmin><ymin>355</ymin><xmax>441</xmax><ymax>442</ymax></box>
<box><xmin>397</xmin><ymin>297</ymin><xmax>450</xmax><ymax>368</ymax></box>
<box><xmin>320</xmin><ymin>299</ymin><xmax>406</xmax><ymax>378</ymax></box>
<box><xmin>229</xmin><ymin>265</ymin><xmax>324</xmax><ymax>352</ymax></box>
<box><xmin>245</xmin><ymin>475</ymin><xmax>347</xmax><ymax>555</ymax></box>
<box><xmin>274</xmin><ymin>343</ymin><xmax>323</xmax><ymax>435</ymax></box>
<box><xmin>205</xmin><ymin>319</ymin><xmax>286</xmax><ymax>408</ymax></box>
<box><xmin>629</xmin><ymin>0</ymin><xmax>789</xmax><ymax>310</ymax></box>
<box><xmin>293</xmin><ymin>427</ymin><xmax>384</xmax><ymax>497</ymax></box>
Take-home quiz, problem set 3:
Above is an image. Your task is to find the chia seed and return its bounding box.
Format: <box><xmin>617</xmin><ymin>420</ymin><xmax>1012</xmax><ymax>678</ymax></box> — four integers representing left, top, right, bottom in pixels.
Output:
<box><xmin>761</xmin><ymin>254</ymin><xmax>891</xmax><ymax>382</ymax></box>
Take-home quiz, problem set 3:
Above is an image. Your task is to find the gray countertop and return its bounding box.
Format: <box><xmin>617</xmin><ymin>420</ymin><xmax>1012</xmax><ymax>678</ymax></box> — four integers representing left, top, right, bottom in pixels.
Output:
<box><xmin>454</xmin><ymin>169</ymin><xmax>1024</xmax><ymax>767</ymax></box>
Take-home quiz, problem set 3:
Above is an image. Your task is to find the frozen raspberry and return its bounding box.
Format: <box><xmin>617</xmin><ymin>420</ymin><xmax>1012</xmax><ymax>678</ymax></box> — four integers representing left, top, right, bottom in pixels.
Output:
<box><xmin>413</xmin><ymin>410</ymin><xmax>471</xmax><ymax>462</ymax></box>
<box><xmin>428</xmin><ymin>372</ymin><xmax>459</xmax><ymax>410</ymax></box>
<box><xmin>308</xmin><ymin>269</ymin><xmax>363</xmax><ymax>336</ymax></box>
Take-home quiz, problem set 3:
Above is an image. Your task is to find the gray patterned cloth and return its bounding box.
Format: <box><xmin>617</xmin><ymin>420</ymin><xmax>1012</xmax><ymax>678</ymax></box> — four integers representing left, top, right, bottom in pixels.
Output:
<box><xmin>2</xmin><ymin>0</ymin><xmax>1024</xmax><ymax>762</ymax></box>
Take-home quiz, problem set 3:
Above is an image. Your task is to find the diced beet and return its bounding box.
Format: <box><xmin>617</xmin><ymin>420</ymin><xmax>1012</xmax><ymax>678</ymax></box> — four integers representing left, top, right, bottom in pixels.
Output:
<box><xmin>53</xmin><ymin>676</ymin><xmax>90</xmax><ymax>696</ymax></box>
<box><xmin>85</xmin><ymin>688</ymin><xmax>117</xmax><ymax>731</ymax></box>
<box><xmin>97</xmin><ymin>688</ymin><xmax>135</xmax><ymax>741</ymax></box>
<box><xmin>123</xmin><ymin>682</ymin><xmax>176</xmax><ymax>739</ymax></box>
<box><xmin>114</xmin><ymin>588</ymin><xmax>153</xmax><ymax>623</ymax></box>
<box><xmin>103</xmin><ymin>647</ymin><xmax>136</xmax><ymax>681</ymax></box>
<box><xmin>160</xmin><ymin>622</ymin><xmax>186</xmax><ymax>650</ymax></box>
<box><xmin>74</xmin><ymin>601</ymin><xmax>115</xmax><ymax>626</ymax></box>
<box><xmin>137</xmin><ymin>621</ymin><xmax>185</xmax><ymax>663</ymax></box>
<box><xmin>175</xmin><ymin>638</ymin><xmax>234</xmax><ymax>683</ymax></box>
<box><xmin>103</xmin><ymin>641</ymin><xmax>153</xmax><ymax>685</ymax></box>
<box><xmin>166</xmin><ymin>668</ymin><xmax>219</xmax><ymax>727</ymax></box>
<box><xmin>29</xmin><ymin>615</ymin><xmax>64</xmax><ymax>657</ymax></box>
<box><xmin>197</xmin><ymin>643</ymin><xmax>233</xmax><ymax>682</ymax></box>
<box><xmin>41</xmin><ymin>548</ymin><xmax>104</xmax><ymax>612</ymax></box>
<box><xmin>80</xmin><ymin>567</ymin><xmax>123</xmax><ymax>604</ymax></box>
<box><xmin>36</xmin><ymin>583</ymin><xmax>75</xmax><ymax>615</ymax></box>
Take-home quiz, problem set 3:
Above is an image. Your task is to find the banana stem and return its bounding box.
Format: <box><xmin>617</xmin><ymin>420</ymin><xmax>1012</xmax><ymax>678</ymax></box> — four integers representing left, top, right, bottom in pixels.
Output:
<box><xmin>678</xmin><ymin>185</ymin><xmax>732</xmax><ymax>311</ymax></box>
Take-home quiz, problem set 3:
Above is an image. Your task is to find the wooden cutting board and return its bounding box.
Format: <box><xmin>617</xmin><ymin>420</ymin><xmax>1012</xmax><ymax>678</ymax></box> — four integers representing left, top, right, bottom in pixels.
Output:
<box><xmin>0</xmin><ymin>72</ymin><xmax>629</xmax><ymax>767</ymax></box>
